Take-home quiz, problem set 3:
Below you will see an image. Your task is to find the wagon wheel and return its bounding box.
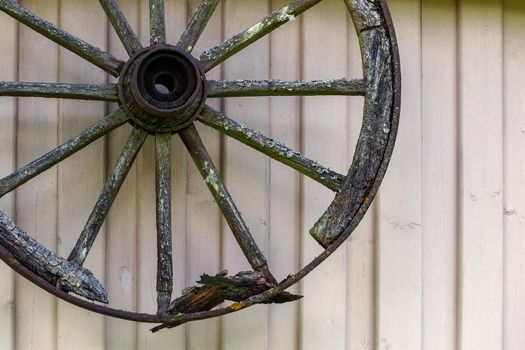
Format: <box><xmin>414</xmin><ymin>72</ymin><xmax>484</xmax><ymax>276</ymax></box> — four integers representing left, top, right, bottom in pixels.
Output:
<box><xmin>0</xmin><ymin>0</ymin><xmax>400</xmax><ymax>331</ymax></box>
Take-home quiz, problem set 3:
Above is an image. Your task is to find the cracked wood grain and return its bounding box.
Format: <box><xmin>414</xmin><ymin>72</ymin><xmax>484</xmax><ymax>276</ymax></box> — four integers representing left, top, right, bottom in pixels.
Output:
<box><xmin>0</xmin><ymin>211</ymin><xmax>108</xmax><ymax>303</ymax></box>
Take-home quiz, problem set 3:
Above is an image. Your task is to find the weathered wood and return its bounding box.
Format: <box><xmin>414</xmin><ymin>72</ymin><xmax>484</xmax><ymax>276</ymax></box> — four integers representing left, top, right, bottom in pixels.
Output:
<box><xmin>147</xmin><ymin>0</ymin><xmax>400</xmax><ymax>330</ymax></box>
<box><xmin>155</xmin><ymin>133</ymin><xmax>173</xmax><ymax>314</ymax></box>
<box><xmin>0</xmin><ymin>81</ymin><xmax>119</xmax><ymax>101</ymax></box>
<box><xmin>310</xmin><ymin>27</ymin><xmax>394</xmax><ymax>247</ymax></box>
<box><xmin>0</xmin><ymin>108</ymin><xmax>128</xmax><ymax>198</ymax></box>
<box><xmin>343</xmin><ymin>0</ymin><xmax>382</xmax><ymax>31</ymax></box>
<box><xmin>0</xmin><ymin>211</ymin><xmax>108</xmax><ymax>303</ymax></box>
<box><xmin>68</xmin><ymin>127</ymin><xmax>148</xmax><ymax>266</ymax></box>
<box><xmin>99</xmin><ymin>0</ymin><xmax>142</xmax><ymax>56</ymax></box>
<box><xmin>165</xmin><ymin>270</ymin><xmax>301</xmax><ymax>318</ymax></box>
<box><xmin>149</xmin><ymin>0</ymin><xmax>166</xmax><ymax>44</ymax></box>
<box><xmin>207</xmin><ymin>78</ymin><xmax>366</xmax><ymax>97</ymax></box>
<box><xmin>179</xmin><ymin>124</ymin><xmax>269</xmax><ymax>271</ymax></box>
<box><xmin>199</xmin><ymin>0</ymin><xmax>322</xmax><ymax>71</ymax></box>
<box><xmin>197</xmin><ymin>106</ymin><xmax>344</xmax><ymax>191</ymax></box>
<box><xmin>0</xmin><ymin>0</ymin><xmax>124</xmax><ymax>76</ymax></box>
<box><xmin>177</xmin><ymin>0</ymin><xmax>221</xmax><ymax>52</ymax></box>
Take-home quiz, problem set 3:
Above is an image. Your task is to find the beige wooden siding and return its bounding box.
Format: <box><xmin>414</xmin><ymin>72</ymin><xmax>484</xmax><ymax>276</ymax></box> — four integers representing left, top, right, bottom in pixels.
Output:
<box><xmin>0</xmin><ymin>0</ymin><xmax>523</xmax><ymax>349</ymax></box>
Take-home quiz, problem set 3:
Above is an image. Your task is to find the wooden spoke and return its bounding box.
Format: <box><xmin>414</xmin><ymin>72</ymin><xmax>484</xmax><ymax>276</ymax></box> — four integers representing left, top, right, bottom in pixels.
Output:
<box><xmin>0</xmin><ymin>0</ymin><xmax>123</xmax><ymax>76</ymax></box>
<box><xmin>207</xmin><ymin>78</ymin><xmax>366</xmax><ymax>97</ymax></box>
<box><xmin>99</xmin><ymin>0</ymin><xmax>142</xmax><ymax>56</ymax></box>
<box><xmin>149</xmin><ymin>0</ymin><xmax>166</xmax><ymax>45</ymax></box>
<box><xmin>155</xmin><ymin>133</ymin><xmax>173</xmax><ymax>314</ymax></box>
<box><xmin>199</xmin><ymin>0</ymin><xmax>322</xmax><ymax>71</ymax></box>
<box><xmin>197</xmin><ymin>106</ymin><xmax>344</xmax><ymax>191</ymax></box>
<box><xmin>68</xmin><ymin>127</ymin><xmax>148</xmax><ymax>266</ymax></box>
<box><xmin>0</xmin><ymin>109</ymin><xmax>128</xmax><ymax>198</ymax></box>
<box><xmin>0</xmin><ymin>211</ymin><xmax>109</xmax><ymax>303</ymax></box>
<box><xmin>0</xmin><ymin>82</ymin><xmax>119</xmax><ymax>101</ymax></box>
<box><xmin>179</xmin><ymin>124</ymin><xmax>269</xmax><ymax>271</ymax></box>
<box><xmin>177</xmin><ymin>0</ymin><xmax>221</xmax><ymax>53</ymax></box>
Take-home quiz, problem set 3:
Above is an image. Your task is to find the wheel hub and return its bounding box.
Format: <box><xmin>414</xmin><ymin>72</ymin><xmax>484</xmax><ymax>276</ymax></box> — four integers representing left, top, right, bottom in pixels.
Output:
<box><xmin>118</xmin><ymin>45</ymin><xmax>207</xmax><ymax>133</ymax></box>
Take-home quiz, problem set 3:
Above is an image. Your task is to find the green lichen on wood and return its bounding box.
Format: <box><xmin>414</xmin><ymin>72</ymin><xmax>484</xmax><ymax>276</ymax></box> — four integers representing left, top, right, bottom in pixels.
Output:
<box><xmin>0</xmin><ymin>0</ymin><xmax>123</xmax><ymax>76</ymax></box>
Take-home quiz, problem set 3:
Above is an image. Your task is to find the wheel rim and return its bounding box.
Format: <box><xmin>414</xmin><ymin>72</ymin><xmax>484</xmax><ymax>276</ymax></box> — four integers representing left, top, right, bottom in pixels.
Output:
<box><xmin>0</xmin><ymin>0</ymin><xmax>400</xmax><ymax>330</ymax></box>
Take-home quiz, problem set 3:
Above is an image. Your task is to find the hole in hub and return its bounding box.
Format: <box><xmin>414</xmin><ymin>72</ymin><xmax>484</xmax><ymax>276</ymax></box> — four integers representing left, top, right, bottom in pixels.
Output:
<box><xmin>140</xmin><ymin>53</ymin><xmax>196</xmax><ymax>104</ymax></box>
<box><xmin>154</xmin><ymin>73</ymin><xmax>176</xmax><ymax>94</ymax></box>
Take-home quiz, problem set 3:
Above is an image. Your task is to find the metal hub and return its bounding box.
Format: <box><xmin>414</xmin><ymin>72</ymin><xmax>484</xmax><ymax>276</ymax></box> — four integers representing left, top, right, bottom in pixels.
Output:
<box><xmin>118</xmin><ymin>45</ymin><xmax>207</xmax><ymax>133</ymax></box>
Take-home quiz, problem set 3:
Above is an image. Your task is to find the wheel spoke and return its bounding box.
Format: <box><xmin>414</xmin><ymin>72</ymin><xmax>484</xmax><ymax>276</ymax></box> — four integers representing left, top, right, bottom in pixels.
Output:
<box><xmin>0</xmin><ymin>109</ymin><xmax>128</xmax><ymax>198</ymax></box>
<box><xmin>179</xmin><ymin>124</ymin><xmax>268</xmax><ymax>271</ymax></box>
<box><xmin>177</xmin><ymin>0</ymin><xmax>221</xmax><ymax>53</ymax></box>
<box><xmin>197</xmin><ymin>106</ymin><xmax>344</xmax><ymax>191</ymax></box>
<box><xmin>99</xmin><ymin>0</ymin><xmax>142</xmax><ymax>56</ymax></box>
<box><xmin>0</xmin><ymin>0</ymin><xmax>124</xmax><ymax>76</ymax></box>
<box><xmin>68</xmin><ymin>127</ymin><xmax>148</xmax><ymax>266</ymax></box>
<box><xmin>199</xmin><ymin>0</ymin><xmax>322</xmax><ymax>71</ymax></box>
<box><xmin>0</xmin><ymin>82</ymin><xmax>119</xmax><ymax>101</ymax></box>
<box><xmin>149</xmin><ymin>0</ymin><xmax>166</xmax><ymax>45</ymax></box>
<box><xmin>207</xmin><ymin>78</ymin><xmax>366</xmax><ymax>97</ymax></box>
<box><xmin>155</xmin><ymin>133</ymin><xmax>173</xmax><ymax>314</ymax></box>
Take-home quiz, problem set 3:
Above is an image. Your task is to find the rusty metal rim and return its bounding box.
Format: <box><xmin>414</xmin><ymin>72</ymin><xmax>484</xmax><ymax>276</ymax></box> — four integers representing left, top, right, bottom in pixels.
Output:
<box><xmin>0</xmin><ymin>0</ymin><xmax>400</xmax><ymax>327</ymax></box>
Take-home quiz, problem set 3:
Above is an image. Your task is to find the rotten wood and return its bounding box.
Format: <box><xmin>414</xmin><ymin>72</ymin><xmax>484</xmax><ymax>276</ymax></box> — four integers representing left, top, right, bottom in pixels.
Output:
<box><xmin>207</xmin><ymin>78</ymin><xmax>366</xmax><ymax>97</ymax></box>
<box><xmin>155</xmin><ymin>133</ymin><xmax>173</xmax><ymax>314</ymax></box>
<box><xmin>197</xmin><ymin>106</ymin><xmax>344</xmax><ymax>191</ymax></box>
<box><xmin>167</xmin><ymin>270</ymin><xmax>302</xmax><ymax>315</ymax></box>
<box><xmin>99</xmin><ymin>0</ymin><xmax>142</xmax><ymax>56</ymax></box>
<box><xmin>310</xmin><ymin>27</ymin><xmax>395</xmax><ymax>247</ymax></box>
<box><xmin>0</xmin><ymin>81</ymin><xmax>119</xmax><ymax>101</ymax></box>
<box><xmin>199</xmin><ymin>0</ymin><xmax>322</xmax><ymax>71</ymax></box>
<box><xmin>0</xmin><ymin>0</ymin><xmax>124</xmax><ymax>76</ymax></box>
<box><xmin>0</xmin><ymin>210</ymin><xmax>108</xmax><ymax>303</ymax></box>
<box><xmin>68</xmin><ymin>127</ymin><xmax>148</xmax><ymax>266</ymax></box>
<box><xmin>150</xmin><ymin>0</ymin><xmax>401</xmax><ymax>330</ymax></box>
<box><xmin>0</xmin><ymin>109</ymin><xmax>129</xmax><ymax>198</ymax></box>
<box><xmin>149</xmin><ymin>0</ymin><xmax>166</xmax><ymax>45</ymax></box>
<box><xmin>177</xmin><ymin>0</ymin><xmax>221</xmax><ymax>52</ymax></box>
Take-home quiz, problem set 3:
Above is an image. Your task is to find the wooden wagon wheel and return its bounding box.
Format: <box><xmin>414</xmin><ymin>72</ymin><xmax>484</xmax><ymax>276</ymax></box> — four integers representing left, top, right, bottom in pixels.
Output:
<box><xmin>0</xmin><ymin>0</ymin><xmax>400</xmax><ymax>331</ymax></box>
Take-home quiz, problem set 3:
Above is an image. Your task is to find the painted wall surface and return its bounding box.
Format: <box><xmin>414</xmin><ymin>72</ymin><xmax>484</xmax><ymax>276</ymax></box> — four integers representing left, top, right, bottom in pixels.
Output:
<box><xmin>0</xmin><ymin>0</ymin><xmax>524</xmax><ymax>349</ymax></box>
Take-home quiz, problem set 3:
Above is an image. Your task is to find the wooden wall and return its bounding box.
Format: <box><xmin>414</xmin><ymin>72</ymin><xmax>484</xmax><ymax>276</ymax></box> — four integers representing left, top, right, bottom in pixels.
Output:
<box><xmin>0</xmin><ymin>0</ymin><xmax>524</xmax><ymax>349</ymax></box>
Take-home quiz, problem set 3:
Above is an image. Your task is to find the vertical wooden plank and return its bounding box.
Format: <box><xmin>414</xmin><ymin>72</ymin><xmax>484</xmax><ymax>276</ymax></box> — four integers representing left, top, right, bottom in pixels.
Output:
<box><xmin>185</xmin><ymin>1</ymin><xmax>222</xmax><ymax>349</ymax></box>
<box><xmin>0</xmin><ymin>10</ymin><xmax>17</xmax><ymax>350</ymax></box>
<box><xmin>15</xmin><ymin>1</ymin><xmax>58</xmax><ymax>349</ymax></box>
<box><xmin>301</xmin><ymin>1</ymin><xmax>347</xmax><ymax>349</ymax></box>
<box><xmin>458</xmin><ymin>1</ymin><xmax>503</xmax><ymax>349</ymax></box>
<box><xmin>105</xmin><ymin>1</ymin><xmax>139</xmax><ymax>348</ymax></box>
<box><xmin>376</xmin><ymin>1</ymin><xmax>422</xmax><ymax>349</ymax></box>
<box><xmin>421</xmin><ymin>1</ymin><xmax>458</xmax><ymax>349</ymax></box>
<box><xmin>345</xmin><ymin>13</ymin><xmax>375</xmax><ymax>350</ymax></box>
<box><xmin>136</xmin><ymin>1</ymin><xmax>188</xmax><ymax>348</ymax></box>
<box><xmin>267</xmin><ymin>0</ymin><xmax>301</xmax><ymax>349</ymax></box>
<box><xmin>221</xmin><ymin>1</ymin><xmax>270</xmax><ymax>349</ymax></box>
<box><xmin>55</xmin><ymin>1</ymin><xmax>108</xmax><ymax>349</ymax></box>
<box><xmin>503</xmin><ymin>2</ymin><xmax>525</xmax><ymax>349</ymax></box>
